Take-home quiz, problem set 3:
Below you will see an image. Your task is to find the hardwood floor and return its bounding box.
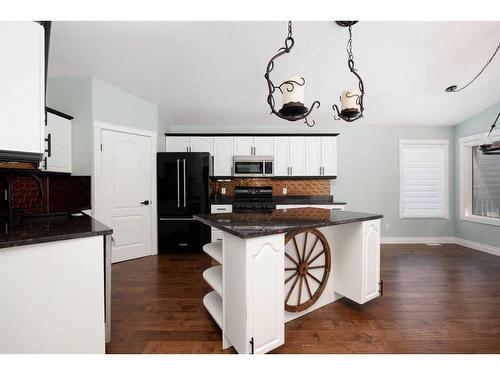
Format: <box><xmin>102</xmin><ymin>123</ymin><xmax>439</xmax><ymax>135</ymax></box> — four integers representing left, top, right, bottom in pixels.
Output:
<box><xmin>106</xmin><ymin>244</ymin><xmax>500</xmax><ymax>354</ymax></box>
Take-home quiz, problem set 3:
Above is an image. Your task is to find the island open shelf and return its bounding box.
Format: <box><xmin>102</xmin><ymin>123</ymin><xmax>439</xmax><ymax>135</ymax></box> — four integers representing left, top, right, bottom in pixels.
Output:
<box><xmin>195</xmin><ymin>207</ymin><xmax>383</xmax><ymax>354</ymax></box>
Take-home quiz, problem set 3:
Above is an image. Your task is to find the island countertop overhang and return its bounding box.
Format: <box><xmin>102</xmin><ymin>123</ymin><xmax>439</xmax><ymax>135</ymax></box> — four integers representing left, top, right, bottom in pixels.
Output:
<box><xmin>194</xmin><ymin>208</ymin><xmax>383</xmax><ymax>239</ymax></box>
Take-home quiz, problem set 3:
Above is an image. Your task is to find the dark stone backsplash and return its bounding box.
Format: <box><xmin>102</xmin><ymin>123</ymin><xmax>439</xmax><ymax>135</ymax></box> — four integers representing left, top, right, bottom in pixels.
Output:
<box><xmin>0</xmin><ymin>174</ymin><xmax>91</xmax><ymax>217</ymax></box>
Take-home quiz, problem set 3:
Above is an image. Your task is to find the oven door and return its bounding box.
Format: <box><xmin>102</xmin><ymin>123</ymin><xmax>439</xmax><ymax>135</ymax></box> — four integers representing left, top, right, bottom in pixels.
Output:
<box><xmin>233</xmin><ymin>160</ymin><xmax>264</xmax><ymax>177</ymax></box>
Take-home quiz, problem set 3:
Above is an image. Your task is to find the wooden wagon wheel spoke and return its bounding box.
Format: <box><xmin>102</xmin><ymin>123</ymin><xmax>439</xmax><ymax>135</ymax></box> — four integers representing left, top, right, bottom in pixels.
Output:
<box><xmin>303</xmin><ymin>236</ymin><xmax>320</xmax><ymax>264</ymax></box>
<box><xmin>308</xmin><ymin>249</ymin><xmax>325</xmax><ymax>265</ymax></box>
<box><xmin>284</xmin><ymin>228</ymin><xmax>331</xmax><ymax>313</ymax></box>
<box><xmin>301</xmin><ymin>231</ymin><xmax>308</xmax><ymax>263</ymax></box>
<box><xmin>285</xmin><ymin>274</ymin><xmax>300</xmax><ymax>304</ymax></box>
<box><xmin>304</xmin><ymin>276</ymin><xmax>313</xmax><ymax>299</ymax></box>
<box><xmin>285</xmin><ymin>252</ymin><xmax>299</xmax><ymax>266</ymax></box>
<box><xmin>297</xmin><ymin>275</ymin><xmax>303</xmax><ymax>306</ymax></box>
<box><xmin>292</xmin><ymin>237</ymin><xmax>302</xmax><ymax>263</ymax></box>
<box><xmin>308</xmin><ymin>265</ymin><xmax>325</xmax><ymax>269</ymax></box>
<box><xmin>285</xmin><ymin>272</ymin><xmax>298</xmax><ymax>284</ymax></box>
<box><xmin>306</xmin><ymin>271</ymin><xmax>322</xmax><ymax>285</ymax></box>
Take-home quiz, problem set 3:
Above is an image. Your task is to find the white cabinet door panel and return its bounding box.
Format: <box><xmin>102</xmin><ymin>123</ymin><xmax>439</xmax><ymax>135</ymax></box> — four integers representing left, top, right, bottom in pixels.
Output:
<box><xmin>363</xmin><ymin>220</ymin><xmax>381</xmax><ymax>303</ymax></box>
<box><xmin>165</xmin><ymin>136</ymin><xmax>189</xmax><ymax>152</ymax></box>
<box><xmin>289</xmin><ymin>137</ymin><xmax>306</xmax><ymax>176</ymax></box>
<box><xmin>234</xmin><ymin>137</ymin><xmax>253</xmax><ymax>156</ymax></box>
<box><xmin>213</xmin><ymin>137</ymin><xmax>234</xmax><ymax>176</ymax></box>
<box><xmin>305</xmin><ymin>137</ymin><xmax>322</xmax><ymax>176</ymax></box>
<box><xmin>44</xmin><ymin>113</ymin><xmax>72</xmax><ymax>173</ymax></box>
<box><xmin>0</xmin><ymin>22</ymin><xmax>44</xmax><ymax>155</ymax></box>
<box><xmin>190</xmin><ymin>137</ymin><xmax>213</xmax><ymax>154</ymax></box>
<box><xmin>254</xmin><ymin>137</ymin><xmax>274</xmax><ymax>156</ymax></box>
<box><xmin>273</xmin><ymin>137</ymin><xmax>289</xmax><ymax>176</ymax></box>
<box><xmin>321</xmin><ymin>136</ymin><xmax>338</xmax><ymax>176</ymax></box>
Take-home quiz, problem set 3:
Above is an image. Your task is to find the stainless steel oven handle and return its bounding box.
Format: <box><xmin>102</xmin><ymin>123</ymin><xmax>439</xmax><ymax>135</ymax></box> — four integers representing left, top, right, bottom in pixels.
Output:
<box><xmin>183</xmin><ymin>159</ymin><xmax>186</xmax><ymax>207</ymax></box>
<box><xmin>177</xmin><ymin>159</ymin><xmax>180</xmax><ymax>207</ymax></box>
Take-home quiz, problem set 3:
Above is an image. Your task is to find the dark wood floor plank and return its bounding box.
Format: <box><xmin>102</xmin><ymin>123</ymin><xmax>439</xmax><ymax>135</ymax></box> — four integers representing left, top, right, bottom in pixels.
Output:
<box><xmin>106</xmin><ymin>244</ymin><xmax>500</xmax><ymax>354</ymax></box>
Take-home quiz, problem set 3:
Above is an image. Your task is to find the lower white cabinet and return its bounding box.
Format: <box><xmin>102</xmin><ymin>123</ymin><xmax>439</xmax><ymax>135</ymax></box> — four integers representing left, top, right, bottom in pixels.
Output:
<box><xmin>211</xmin><ymin>204</ymin><xmax>232</xmax><ymax>242</ymax></box>
<box><xmin>223</xmin><ymin>233</ymin><xmax>285</xmax><ymax>354</ymax></box>
<box><xmin>43</xmin><ymin>111</ymin><xmax>72</xmax><ymax>173</ymax></box>
<box><xmin>333</xmin><ymin>219</ymin><xmax>381</xmax><ymax>304</ymax></box>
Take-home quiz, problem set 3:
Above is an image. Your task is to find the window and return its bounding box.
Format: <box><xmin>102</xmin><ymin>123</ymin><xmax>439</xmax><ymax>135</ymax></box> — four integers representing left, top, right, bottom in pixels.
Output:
<box><xmin>460</xmin><ymin>132</ymin><xmax>500</xmax><ymax>226</ymax></box>
<box><xmin>399</xmin><ymin>139</ymin><xmax>449</xmax><ymax>218</ymax></box>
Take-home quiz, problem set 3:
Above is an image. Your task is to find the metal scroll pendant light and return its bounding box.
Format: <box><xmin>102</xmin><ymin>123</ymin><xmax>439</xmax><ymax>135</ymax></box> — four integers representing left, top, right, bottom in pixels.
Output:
<box><xmin>265</xmin><ymin>21</ymin><xmax>320</xmax><ymax>127</ymax></box>
<box><xmin>479</xmin><ymin>111</ymin><xmax>500</xmax><ymax>155</ymax></box>
<box><xmin>332</xmin><ymin>21</ymin><xmax>365</xmax><ymax>122</ymax></box>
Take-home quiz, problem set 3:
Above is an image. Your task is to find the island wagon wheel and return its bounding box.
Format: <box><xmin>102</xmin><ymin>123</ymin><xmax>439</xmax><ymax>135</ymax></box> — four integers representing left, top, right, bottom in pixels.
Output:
<box><xmin>284</xmin><ymin>228</ymin><xmax>331</xmax><ymax>312</ymax></box>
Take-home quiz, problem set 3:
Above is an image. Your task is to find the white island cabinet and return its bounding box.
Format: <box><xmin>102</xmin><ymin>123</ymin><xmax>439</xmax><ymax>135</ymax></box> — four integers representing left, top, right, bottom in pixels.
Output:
<box><xmin>0</xmin><ymin>22</ymin><xmax>45</xmax><ymax>157</ymax></box>
<box><xmin>195</xmin><ymin>208</ymin><xmax>383</xmax><ymax>354</ymax></box>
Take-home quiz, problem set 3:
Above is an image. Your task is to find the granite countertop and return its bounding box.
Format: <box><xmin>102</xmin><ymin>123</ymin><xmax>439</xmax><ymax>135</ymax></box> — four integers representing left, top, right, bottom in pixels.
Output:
<box><xmin>194</xmin><ymin>207</ymin><xmax>382</xmax><ymax>239</ymax></box>
<box><xmin>210</xmin><ymin>195</ymin><xmax>347</xmax><ymax>206</ymax></box>
<box><xmin>0</xmin><ymin>213</ymin><xmax>113</xmax><ymax>249</ymax></box>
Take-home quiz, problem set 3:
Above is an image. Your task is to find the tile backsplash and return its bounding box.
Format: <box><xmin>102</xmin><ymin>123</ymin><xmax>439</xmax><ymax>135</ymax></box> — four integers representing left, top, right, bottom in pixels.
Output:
<box><xmin>0</xmin><ymin>174</ymin><xmax>91</xmax><ymax>216</ymax></box>
<box><xmin>210</xmin><ymin>178</ymin><xmax>331</xmax><ymax>196</ymax></box>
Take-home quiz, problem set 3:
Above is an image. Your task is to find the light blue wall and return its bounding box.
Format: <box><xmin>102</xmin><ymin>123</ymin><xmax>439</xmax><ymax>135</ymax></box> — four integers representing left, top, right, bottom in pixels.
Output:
<box><xmin>47</xmin><ymin>77</ymin><xmax>93</xmax><ymax>175</ymax></box>
<box><xmin>454</xmin><ymin>102</ymin><xmax>500</xmax><ymax>248</ymax></box>
<box><xmin>170</xmin><ymin>123</ymin><xmax>456</xmax><ymax>238</ymax></box>
<box><xmin>47</xmin><ymin>77</ymin><xmax>160</xmax><ymax>175</ymax></box>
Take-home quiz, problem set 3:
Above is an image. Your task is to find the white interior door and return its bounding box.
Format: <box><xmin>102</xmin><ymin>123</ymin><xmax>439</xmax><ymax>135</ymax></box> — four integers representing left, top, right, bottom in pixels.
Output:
<box><xmin>101</xmin><ymin>129</ymin><xmax>153</xmax><ymax>263</ymax></box>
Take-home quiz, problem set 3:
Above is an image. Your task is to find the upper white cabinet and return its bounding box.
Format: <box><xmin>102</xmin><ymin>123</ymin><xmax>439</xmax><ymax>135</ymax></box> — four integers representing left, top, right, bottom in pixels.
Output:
<box><xmin>234</xmin><ymin>137</ymin><xmax>274</xmax><ymax>156</ymax></box>
<box><xmin>0</xmin><ymin>22</ymin><xmax>45</xmax><ymax>156</ymax></box>
<box><xmin>305</xmin><ymin>136</ymin><xmax>338</xmax><ymax>176</ymax></box>
<box><xmin>190</xmin><ymin>137</ymin><xmax>214</xmax><ymax>154</ymax></box>
<box><xmin>274</xmin><ymin>137</ymin><xmax>308</xmax><ymax>176</ymax></box>
<box><xmin>165</xmin><ymin>136</ymin><xmax>214</xmax><ymax>154</ymax></box>
<box><xmin>165</xmin><ymin>134</ymin><xmax>338</xmax><ymax>177</ymax></box>
<box><xmin>321</xmin><ymin>137</ymin><xmax>338</xmax><ymax>176</ymax></box>
<box><xmin>43</xmin><ymin>110</ymin><xmax>72</xmax><ymax>173</ymax></box>
<box><xmin>165</xmin><ymin>136</ymin><xmax>190</xmax><ymax>152</ymax></box>
<box><xmin>213</xmin><ymin>137</ymin><xmax>233</xmax><ymax>176</ymax></box>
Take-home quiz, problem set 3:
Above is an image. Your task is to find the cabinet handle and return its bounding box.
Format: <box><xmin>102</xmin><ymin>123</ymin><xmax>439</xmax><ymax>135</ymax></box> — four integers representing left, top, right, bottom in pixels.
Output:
<box><xmin>45</xmin><ymin>133</ymin><xmax>51</xmax><ymax>157</ymax></box>
<box><xmin>290</xmin><ymin>166</ymin><xmax>293</xmax><ymax>175</ymax></box>
<box><xmin>43</xmin><ymin>156</ymin><xmax>47</xmax><ymax>170</ymax></box>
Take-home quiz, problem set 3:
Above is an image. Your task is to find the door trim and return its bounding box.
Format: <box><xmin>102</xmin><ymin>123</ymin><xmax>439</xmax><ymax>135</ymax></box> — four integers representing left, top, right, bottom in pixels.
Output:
<box><xmin>92</xmin><ymin>121</ymin><xmax>158</xmax><ymax>257</ymax></box>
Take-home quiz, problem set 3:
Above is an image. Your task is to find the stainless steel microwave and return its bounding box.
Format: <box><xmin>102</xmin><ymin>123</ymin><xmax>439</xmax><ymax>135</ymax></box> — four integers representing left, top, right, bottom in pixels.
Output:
<box><xmin>233</xmin><ymin>155</ymin><xmax>274</xmax><ymax>177</ymax></box>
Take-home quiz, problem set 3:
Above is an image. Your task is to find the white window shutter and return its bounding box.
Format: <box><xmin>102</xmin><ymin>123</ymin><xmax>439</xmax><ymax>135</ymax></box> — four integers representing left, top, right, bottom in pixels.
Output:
<box><xmin>400</xmin><ymin>140</ymin><xmax>449</xmax><ymax>218</ymax></box>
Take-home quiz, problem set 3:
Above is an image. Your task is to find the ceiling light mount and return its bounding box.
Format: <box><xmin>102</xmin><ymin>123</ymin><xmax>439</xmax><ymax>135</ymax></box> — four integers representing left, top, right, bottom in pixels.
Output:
<box><xmin>332</xmin><ymin>21</ymin><xmax>365</xmax><ymax>122</ymax></box>
<box><xmin>445</xmin><ymin>42</ymin><xmax>500</xmax><ymax>93</ymax></box>
<box><xmin>264</xmin><ymin>21</ymin><xmax>320</xmax><ymax>127</ymax></box>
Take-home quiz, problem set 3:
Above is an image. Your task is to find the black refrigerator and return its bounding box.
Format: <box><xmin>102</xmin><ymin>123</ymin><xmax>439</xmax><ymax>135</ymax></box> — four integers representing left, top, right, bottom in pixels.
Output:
<box><xmin>157</xmin><ymin>152</ymin><xmax>211</xmax><ymax>253</ymax></box>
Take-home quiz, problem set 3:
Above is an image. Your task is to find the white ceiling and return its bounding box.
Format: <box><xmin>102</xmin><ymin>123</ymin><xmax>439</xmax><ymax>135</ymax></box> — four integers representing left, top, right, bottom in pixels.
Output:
<box><xmin>48</xmin><ymin>21</ymin><xmax>500</xmax><ymax>128</ymax></box>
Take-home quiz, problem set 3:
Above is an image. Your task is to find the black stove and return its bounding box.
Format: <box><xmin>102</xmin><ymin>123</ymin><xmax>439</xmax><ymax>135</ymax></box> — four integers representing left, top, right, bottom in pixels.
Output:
<box><xmin>233</xmin><ymin>186</ymin><xmax>276</xmax><ymax>212</ymax></box>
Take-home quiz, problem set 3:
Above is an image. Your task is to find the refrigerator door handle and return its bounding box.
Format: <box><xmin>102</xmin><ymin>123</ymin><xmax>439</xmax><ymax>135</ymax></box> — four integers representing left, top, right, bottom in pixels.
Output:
<box><xmin>183</xmin><ymin>159</ymin><xmax>187</xmax><ymax>207</ymax></box>
<box><xmin>177</xmin><ymin>159</ymin><xmax>180</xmax><ymax>208</ymax></box>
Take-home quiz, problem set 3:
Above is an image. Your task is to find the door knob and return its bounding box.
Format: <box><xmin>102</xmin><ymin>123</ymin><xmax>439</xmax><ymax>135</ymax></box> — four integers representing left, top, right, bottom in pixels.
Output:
<box><xmin>140</xmin><ymin>200</ymin><xmax>150</xmax><ymax>205</ymax></box>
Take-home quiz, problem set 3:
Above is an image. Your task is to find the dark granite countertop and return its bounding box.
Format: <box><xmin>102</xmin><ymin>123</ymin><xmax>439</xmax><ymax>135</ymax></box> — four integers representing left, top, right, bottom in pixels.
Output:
<box><xmin>0</xmin><ymin>213</ymin><xmax>113</xmax><ymax>249</ymax></box>
<box><xmin>210</xmin><ymin>195</ymin><xmax>347</xmax><ymax>206</ymax></box>
<box><xmin>194</xmin><ymin>207</ymin><xmax>382</xmax><ymax>239</ymax></box>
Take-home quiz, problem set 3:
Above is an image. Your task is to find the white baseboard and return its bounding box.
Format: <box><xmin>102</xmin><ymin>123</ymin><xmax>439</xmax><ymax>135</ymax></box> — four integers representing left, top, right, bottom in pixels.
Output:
<box><xmin>381</xmin><ymin>237</ymin><xmax>456</xmax><ymax>244</ymax></box>
<box><xmin>381</xmin><ymin>236</ymin><xmax>500</xmax><ymax>256</ymax></box>
<box><xmin>454</xmin><ymin>238</ymin><xmax>500</xmax><ymax>257</ymax></box>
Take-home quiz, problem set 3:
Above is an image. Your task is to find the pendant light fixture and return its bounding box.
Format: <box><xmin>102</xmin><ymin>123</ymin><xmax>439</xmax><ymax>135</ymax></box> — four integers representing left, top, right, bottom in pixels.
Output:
<box><xmin>445</xmin><ymin>42</ymin><xmax>500</xmax><ymax>93</ymax></box>
<box><xmin>479</xmin><ymin>111</ymin><xmax>500</xmax><ymax>155</ymax></box>
<box><xmin>265</xmin><ymin>21</ymin><xmax>320</xmax><ymax>127</ymax></box>
<box><xmin>332</xmin><ymin>21</ymin><xmax>365</xmax><ymax>122</ymax></box>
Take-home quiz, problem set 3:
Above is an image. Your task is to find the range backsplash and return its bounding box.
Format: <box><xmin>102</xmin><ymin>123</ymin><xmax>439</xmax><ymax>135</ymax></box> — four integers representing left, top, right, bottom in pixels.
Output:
<box><xmin>0</xmin><ymin>174</ymin><xmax>91</xmax><ymax>216</ymax></box>
<box><xmin>210</xmin><ymin>178</ymin><xmax>331</xmax><ymax>196</ymax></box>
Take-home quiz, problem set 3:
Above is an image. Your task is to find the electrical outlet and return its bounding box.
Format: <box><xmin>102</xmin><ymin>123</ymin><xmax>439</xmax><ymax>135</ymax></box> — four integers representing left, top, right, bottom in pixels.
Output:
<box><xmin>283</xmin><ymin>187</ymin><xmax>288</xmax><ymax>195</ymax></box>
<box><xmin>221</xmin><ymin>187</ymin><xmax>226</xmax><ymax>195</ymax></box>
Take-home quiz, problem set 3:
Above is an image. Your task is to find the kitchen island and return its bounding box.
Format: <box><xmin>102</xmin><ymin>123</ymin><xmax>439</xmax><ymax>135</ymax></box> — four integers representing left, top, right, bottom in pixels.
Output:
<box><xmin>194</xmin><ymin>207</ymin><xmax>383</xmax><ymax>354</ymax></box>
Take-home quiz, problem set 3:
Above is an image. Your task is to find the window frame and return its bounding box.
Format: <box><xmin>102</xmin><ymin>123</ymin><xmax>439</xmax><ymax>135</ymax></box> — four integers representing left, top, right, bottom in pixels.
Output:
<box><xmin>399</xmin><ymin>139</ymin><xmax>450</xmax><ymax>219</ymax></box>
<box><xmin>459</xmin><ymin>129</ymin><xmax>500</xmax><ymax>226</ymax></box>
